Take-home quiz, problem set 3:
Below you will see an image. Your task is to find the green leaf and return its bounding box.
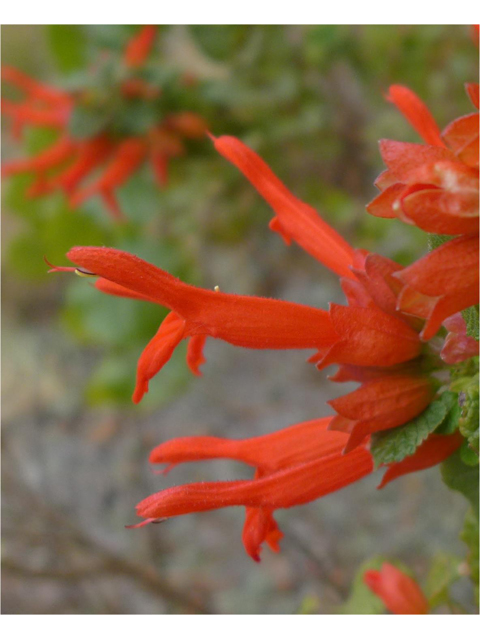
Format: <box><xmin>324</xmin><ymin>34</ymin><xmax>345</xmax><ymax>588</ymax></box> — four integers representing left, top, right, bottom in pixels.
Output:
<box><xmin>435</xmin><ymin>391</ymin><xmax>461</xmax><ymax>435</ymax></box>
<box><xmin>462</xmin><ymin>305</ymin><xmax>479</xmax><ymax>341</ymax></box>
<box><xmin>441</xmin><ymin>449</ymin><xmax>479</xmax><ymax>517</ymax></box>
<box><xmin>424</xmin><ymin>553</ymin><xmax>462</xmax><ymax>609</ymax></box>
<box><xmin>47</xmin><ymin>25</ymin><xmax>87</xmax><ymax>73</ymax></box>
<box><xmin>371</xmin><ymin>397</ymin><xmax>449</xmax><ymax>467</ymax></box>
<box><xmin>459</xmin><ymin>373</ymin><xmax>479</xmax><ymax>453</ymax></box>
<box><xmin>461</xmin><ymin>509</ymin><xmax>479</xmax><ymax>595</ymax></box>
<box><xmin>340</xmin><ymin>556</ymin><xmax>389</xmax><ymax>614</ymax></box>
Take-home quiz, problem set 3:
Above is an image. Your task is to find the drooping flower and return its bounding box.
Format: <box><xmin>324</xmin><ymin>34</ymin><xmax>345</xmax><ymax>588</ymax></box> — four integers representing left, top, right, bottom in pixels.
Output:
<box><xmin>363</xmin><ymin>563</ymin><xmax>429</xmax><ymax>614</ymax></box>
<box><xmin>2</xmin><ymin>27</ymin><xmax>207</xmax><ymax>220</ymax></box>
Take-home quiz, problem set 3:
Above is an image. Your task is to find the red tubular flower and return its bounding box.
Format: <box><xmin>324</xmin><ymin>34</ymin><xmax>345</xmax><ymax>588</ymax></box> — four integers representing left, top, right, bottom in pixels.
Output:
<box><xmin>367</xmin><ymin>84</ymin><xmax>479</xmax><ymax>235</ymax></box>
<box><xmin>132</xmin><ymin>441</ymin><xmax>373</xmax><ymax>560</ymax></box>
<box><xmin>146</xmin><ymin>416</ymin><xmax>362</xmax><ymax>560</ymax></box>
<box><xmin>394</xmin><ymin>234</ymin><xmax>479</xmax><ymax>340</ymax></box>
<box><xmin>378</xmin><ymin>431</ymin><xmax>463</xmax><ymax>489</ymax></box>
<box><xmin>58</xmin><ymin>246</ymin><xmax>339</xmax><ymax>403</ymax></box>
<box><xmin>211</xmin><ymin>134</ymin><xmax>356</xmax><ymax>279</ymax></box>
<box><xmin>124</xmin><ymin>26</ymin><xmax>157</xmax><ymax>68</ymax></box>
<box><xmin>364</xmin><ymin>563</ymin><xmax>429</xmax><ymax>614</ymax></box>
<box><xmin>136</xmin><ymin>448</ymin><xmax>372</xmax><ymax>517</ymax></box>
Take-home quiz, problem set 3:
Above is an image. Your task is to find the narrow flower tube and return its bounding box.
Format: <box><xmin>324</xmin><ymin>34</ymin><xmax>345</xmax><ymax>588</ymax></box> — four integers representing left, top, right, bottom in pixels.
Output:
<box><xmin>149</xmin><ymin>416</ymin><xmax>344</xmax><ymax>473</ymax></box>
<box><xmin>363</xmin><ymin>563</ymin><xmax>429</xmax><ymax>614</ymax></box>
<box><xmin>65</xmin><ymin>246</ymin><xmax>339</xmax><ymax>352</ymax></box>
<box><xmin>211</xmin><ymin>135</ymin><xmax>356</xmax><ymax>278</ymax></box>
<box><xmin>59</xmin><ymin>246</ymin><xmax>340</xmax><ymax>401</ymax></box>
<box><xmin>134</xmin><ymin>445</ymin><xmax>373</xmax><ymax>521</ymax></box>
<box><xmin>386</xmin><ymin>85</ymin><xmax>445</xmax><ymax>148</ymax></box>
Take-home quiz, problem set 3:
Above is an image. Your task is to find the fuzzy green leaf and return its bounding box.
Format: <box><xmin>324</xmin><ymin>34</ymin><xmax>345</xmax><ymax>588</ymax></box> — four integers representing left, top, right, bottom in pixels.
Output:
<box><xmin>371</xmin><ymin>397</ymin><xmax>449</xmax><ymax>467</ymax></box>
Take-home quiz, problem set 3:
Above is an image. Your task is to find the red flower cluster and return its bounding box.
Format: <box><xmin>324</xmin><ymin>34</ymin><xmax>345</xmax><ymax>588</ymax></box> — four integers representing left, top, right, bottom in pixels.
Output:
<box><xmin>367</xmin><ymin>83</ymin><xmax>479</xmax><ymax>340</ymax></box>
<box><xmin>50</xmin><ymin>81</ymin><xmax>477</xmax><ymax>559</ymax></box>
<box><xmin>2</xmin><ymin>26</ymin><xmax>207</xmax><ymax>220</ymax></box>
<box><xmin>364</xmin><ymin>563</ymin><xmax>429</xmax><ymax>615</ymax></box>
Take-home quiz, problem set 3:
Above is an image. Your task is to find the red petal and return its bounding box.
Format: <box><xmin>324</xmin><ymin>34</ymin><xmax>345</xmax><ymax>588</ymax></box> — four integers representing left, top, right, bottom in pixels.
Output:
<box><xmin>242</xmin><ymin>506</ymin><xmax>283</xmax><ymax>562</ymax></box>
<box><xmin>186</xmin><ymin>335</ymin><xmax>207</xmax><ymax>376</ymax></box>
<box><xmin>366</xmin><ymin>183</ymin><xmax>405</xmax><ymax>219</ymax></box>
<box><xmin>466</xmin><ymin>83</ymin><xmax>479</xmax><ymax>110</ymax></box>
<box><xmin>400</xmin><ymin>188</ymin><xmax>479</xmax><ymax>235</ymax></box>
<box><xmin>379</xmin><ymin>140</ymin><xmax>457</xmax><ymax>183</ymax></box>
<box><xmin>212</xmin><ymin>135</ymin><xmax>355</xmax><ymax>278</ymax></box>
<box><xmin>148</xmin><ymin>416</ymin><xmax>345</xmax><ymax>474</ymax></box>
<box><xmin>442</xmin><ymin>113</ymin><xmax>479</xmax><ymax>156</ymax></box>
<box><xmin>329</xmin><ymin>375</ymin><xmax>436</xmax><ymax>424</ymax></box>
<box><xmin>394</xmin><ymin>234</ymin><xmax>479</xmax><ymax>298</ymax></box>
<box><xmin>378</xmin><ymin>432</ymin><xmax>463</xmax><ymax>489</ymax></box>
<box><xmin>387</xmin><ymin>85</ymin><xmax>444</xmax><ymax>147</ymax></box>
<box><xmin>364</xmin><ymin>563</ymin><xmax>429</xmax><ymax>614</ymax></box>
<box><xmin>133</xmin><ymin>312</ymin><xmax>186</xmax><ymax>403</ymax></box>
<box><xmin>317</xmin><ymin>303</ymin><xmax>421</xmax><ymax>369</ymax></box>
<box><xmin>353</xmin><ymin>253</ymin><xmax>405</xmax><ymax>318</ymax></box>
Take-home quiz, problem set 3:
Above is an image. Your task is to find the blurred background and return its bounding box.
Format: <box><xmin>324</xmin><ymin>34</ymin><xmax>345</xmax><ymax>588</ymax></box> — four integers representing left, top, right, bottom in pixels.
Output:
<box><xmin>1</xmin><ymin>25</ymin><xmax>478</xmax><ymax>614</ymax></box>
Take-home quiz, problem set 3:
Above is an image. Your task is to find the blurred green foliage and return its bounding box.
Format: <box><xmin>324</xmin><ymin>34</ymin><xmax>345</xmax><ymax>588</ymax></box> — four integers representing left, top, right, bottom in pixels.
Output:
<box><xmin>2</xmin><ymin>25</ymin><xmax>478</xmax><ymax>407</ymax></box>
